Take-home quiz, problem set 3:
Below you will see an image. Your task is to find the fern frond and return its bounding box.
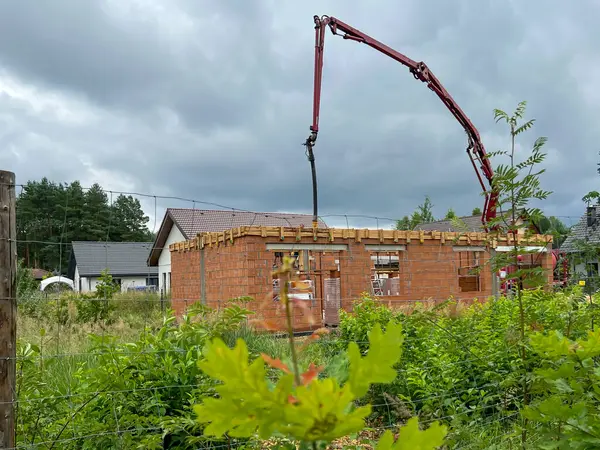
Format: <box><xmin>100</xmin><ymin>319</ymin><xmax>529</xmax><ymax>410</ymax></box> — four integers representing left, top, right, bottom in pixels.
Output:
<box><xmin>514</xmin><ymin>100</ymin><xmax>527</xmax><ymax>119</ymax></box>
<box><xmin>493</xmin><ymin>108</ymin><xmax>509</xmax><ymax>123</ymax></box>
<box><xmin>532</xmin><ymin>136</ymin><xmax>548</xmax><ymax>152</ymax></box>
<box><xmin>514</xmin><ymin>119</ymin><xmax>536</xmax><ymax>136</ymax></box>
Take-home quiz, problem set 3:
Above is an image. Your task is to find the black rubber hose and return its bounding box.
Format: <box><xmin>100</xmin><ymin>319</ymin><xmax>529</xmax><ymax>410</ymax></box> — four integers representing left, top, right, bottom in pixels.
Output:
<box><xmin>306</xmin><ymin>145</ymin><xmax>318</xmax><ymax>227</ymax></box>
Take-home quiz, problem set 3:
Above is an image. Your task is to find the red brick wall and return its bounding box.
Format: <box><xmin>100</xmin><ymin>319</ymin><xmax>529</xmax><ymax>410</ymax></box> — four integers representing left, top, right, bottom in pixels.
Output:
<box><xmin>170</xmin><ymin>248</ymin><xmax>200</xmax><ymax>316</ymax></box>
<box><xmin>337</xmin><ymin>239</ymin><xmax>496</xmax><ymax>312</ymax></box>
<box><xmin>170</xmin><ymin>232</ymin><xmax>554</xmax><ymax>330</ymax></box>
<box><xmin>171</xmin><ymin>238</ymin><xmax>253</xmax><ymax>315</ymax></box>
<box><xmin>203</xmin><ymin>239</ymin><xmax>250</xmax><ymax>307</ymax></box>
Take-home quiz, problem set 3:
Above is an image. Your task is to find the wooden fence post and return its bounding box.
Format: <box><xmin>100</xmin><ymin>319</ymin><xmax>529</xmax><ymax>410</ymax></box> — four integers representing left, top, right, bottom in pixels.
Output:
<box><xmin>0</xmin><ymin>170</ymin><xmax>16</xmax><ymax>448</ymax></box>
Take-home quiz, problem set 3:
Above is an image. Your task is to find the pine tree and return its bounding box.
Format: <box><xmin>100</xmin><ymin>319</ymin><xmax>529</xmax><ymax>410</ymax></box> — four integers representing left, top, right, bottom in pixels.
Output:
<box><xmin>109</xmin><ymin>195</ymin><xmax>153</xmax><ymax>242</ymax></box>
<box><xmin>444</xmin><ymin>208</ymin><xmax>457</xmax><ymax>220</ymax></box>
<box><xmin>82</xmin><ymin>184</ymin><xmax>111</xmax><ymax>241</ymax></box>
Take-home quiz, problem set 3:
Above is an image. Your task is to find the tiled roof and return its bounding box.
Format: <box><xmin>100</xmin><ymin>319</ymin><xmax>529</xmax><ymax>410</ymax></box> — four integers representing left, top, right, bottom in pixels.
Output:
<box><xmin>31</xmin><ymin>268</ymin><xmax>50</xmax><ymax>280</ymax></box>
<box><xmin>560</xmin><ymin>206</ymin><xmax>600</xmax><ymax>252</ymax></box>
<box><xmin>414</xmin><ymin>215</ymin><xmax>484</xmax><ymax>232</ymax></box>
<box><xmin>168</xmin><ymin>208</ymin><xmax>326</xmax><ymax>238</ymax></box>
<box><xmin>147</xmin><ymin>208</ymin><xmax>326</xmax><ymax>266</ymax></box>
<box><xmin>71</xmin><ymin>241</ymin><xmax>158</xmax><ymax>277</ymax></box>
<box><xmin>414</xmin><ymin>210</ymin><xmax>539</xmax><ymax>234</ymax></box>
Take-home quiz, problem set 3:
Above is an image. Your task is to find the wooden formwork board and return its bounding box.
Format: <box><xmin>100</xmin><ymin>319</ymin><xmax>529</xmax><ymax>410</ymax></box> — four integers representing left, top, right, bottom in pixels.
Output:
<box><xmin>169</xmin><ymin>226</ymin><xmax>553</xmax><ymax>253</ymax></box>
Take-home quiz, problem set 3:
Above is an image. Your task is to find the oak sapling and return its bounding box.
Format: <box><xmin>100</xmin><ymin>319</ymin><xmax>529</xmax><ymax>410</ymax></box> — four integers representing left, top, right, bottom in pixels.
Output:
<box><xmin>193</xmin><ymin>256</ymin><xmax>448</xmax><ymax>449</ymax></box>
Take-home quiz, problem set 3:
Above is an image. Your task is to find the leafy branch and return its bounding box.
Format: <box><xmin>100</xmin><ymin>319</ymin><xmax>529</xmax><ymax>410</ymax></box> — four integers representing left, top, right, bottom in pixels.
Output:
<box><xmin>487</xmin><ymin>100</ymin><xmax>552</xmax><ymax>447</ymax></box>
<box><xmin>193</xmin><ymin>256</ymin><xmax>447</xmax><ymax>448</ymax></box>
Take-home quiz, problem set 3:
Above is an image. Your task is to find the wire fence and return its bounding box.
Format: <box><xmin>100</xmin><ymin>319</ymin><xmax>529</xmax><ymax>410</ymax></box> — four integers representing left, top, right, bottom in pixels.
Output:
<box><xmin>3</xmin><ymin>180</ymin><xmax>599</xmax><ymax>448</ymax></box>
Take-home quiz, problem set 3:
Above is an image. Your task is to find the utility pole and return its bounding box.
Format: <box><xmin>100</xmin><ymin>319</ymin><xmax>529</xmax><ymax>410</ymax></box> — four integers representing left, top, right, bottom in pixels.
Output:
<box><xmin>0</xmin><ymin>170</ymin><xmax>16</xmax><ymax>448</ymax></box>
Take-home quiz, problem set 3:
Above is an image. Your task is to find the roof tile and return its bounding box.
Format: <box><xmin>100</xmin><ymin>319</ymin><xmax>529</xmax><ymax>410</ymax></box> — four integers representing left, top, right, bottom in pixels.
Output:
<box><xmin>414</xmin><ymin>215</ymin><xmax>484</xmax><ymax>232</ymax></box>
<box><xmin>168</xmin><ymin>208</ymin><xmax>326</xmax><ymax>238</ymax></box>
<box><xmin>560</xmin><ymin>206</ymin><xmax>600</xmax><ymax>252</ymax></box>
<box><xmin>71</xmin><ymin>241</ymin><xmax>158</xmax><ymax>277</ymax></box>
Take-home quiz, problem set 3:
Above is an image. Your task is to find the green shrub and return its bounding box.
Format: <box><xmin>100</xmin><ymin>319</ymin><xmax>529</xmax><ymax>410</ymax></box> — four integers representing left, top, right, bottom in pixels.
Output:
<box><xmin>16</xmin><ymin>302</ymin><xmax>253</xmax><ymax>449</ymax></box>
<box><xmin>335</xmin><ymin>288</ymin><xmax>599</xmax><ymax>447</ymax></box>
<box><xmin>16</xmin><ymin>258</ymin><xmax>38</xmax><ymax>298</ymax></box>
<box><xmin>16</xmin><ymin>284</ymin><xmax>600</xmax><ymax>449</ymax></box>
<box><xmin>192</xmin><ymin>257</ymin><xmax>447</xmax><ymax>450</ymax></box>
<box><xmin>337</xmin><ymin>292</ymin><xmax>396</xmax><ymax>350</ymax></box>
<box><xmin>523</xmin><ymin>328</ymin><xmax>600</xmax><ymax>447</ymax></box>
<box><xmin>94</xmin><ymin>269</ymin><xmax>120</xmax><ymax>300</ymax></box>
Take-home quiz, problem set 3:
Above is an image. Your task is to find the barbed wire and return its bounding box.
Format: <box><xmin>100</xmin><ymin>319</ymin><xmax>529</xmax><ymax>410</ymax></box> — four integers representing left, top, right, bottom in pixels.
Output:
<box><xmin>5</xmin><ymin>180</ymin><xmax>593</xmax><ymax>227</ymax></box>
<box><xmin>11</xmin><ymin>405</ymin><xmax>527</xmax><ymax>450</ymax></box>
<box><xmin>6</xmin><ymin>182</ymin><xmax>598</xmax><ymax>449</ymax></box>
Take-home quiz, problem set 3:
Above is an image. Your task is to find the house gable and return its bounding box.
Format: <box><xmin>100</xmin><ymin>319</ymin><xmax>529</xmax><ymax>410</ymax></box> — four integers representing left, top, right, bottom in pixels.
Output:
<box><xmin>561</xmin><ymin>205</ymin><xmax>600</xmax><ymax>253</ymax></box>
<box><xmin>147</xmin><ymin>211</ymin><xmax>188</xmax><ymax>267</ymax></box>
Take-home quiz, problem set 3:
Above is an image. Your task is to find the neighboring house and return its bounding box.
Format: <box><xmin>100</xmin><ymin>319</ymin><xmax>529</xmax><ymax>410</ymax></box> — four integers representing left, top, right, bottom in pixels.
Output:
<box><xmin>414</xmin><ymin>215</ymin><xmax>487</xmax><ymax>233</ymax></box>
<box><xmin>68</xmin><ymin>241</ymin><xmax>158</xmax><ymax>293</ymax></box>
<box><xmin>560</xmin><ymin>206</ymin><xmax>600</xmax><ymax>278</ymax></box>
<box><xmin>147</xmin><ymin>208</ymin><xmax>326</xmax><ymax>295</ymax></box>
<box><xmin>414</xmin><ymin>212</ymin><xmax>541</xmax><ymax>234</ymax></box>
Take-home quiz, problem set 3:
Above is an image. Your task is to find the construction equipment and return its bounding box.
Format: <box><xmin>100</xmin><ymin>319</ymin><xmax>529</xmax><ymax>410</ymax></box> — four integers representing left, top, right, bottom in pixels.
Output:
<box><xmin>303</xmin><ymin>15</ymin><xmax>497</xmax><ymax>231</ymax></box>
<box><xmin>301</xmin><ymin>15</ymin><xmax>570</xmax><ymax>283</ymax></box>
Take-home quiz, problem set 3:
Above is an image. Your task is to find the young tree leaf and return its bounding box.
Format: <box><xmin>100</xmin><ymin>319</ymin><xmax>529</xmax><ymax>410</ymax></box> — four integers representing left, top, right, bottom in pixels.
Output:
<box><xmin>300</xmin><ymin>362</ymin><xmax>324</xmax><ymax>386</ymax></box>
<box><xmin>347</xmin><ymin>321</ymin><xmax>404</xmax><ymax>398</ymax></box>
<box><xmin>262</xmin><ymin>353</ymin><xmax>292</xmax><ymax>374</ymax></box>
<box><xmin>374</xmin><ymin>418</ymin><xmax>447</xmax><ymax>450</ymax></box>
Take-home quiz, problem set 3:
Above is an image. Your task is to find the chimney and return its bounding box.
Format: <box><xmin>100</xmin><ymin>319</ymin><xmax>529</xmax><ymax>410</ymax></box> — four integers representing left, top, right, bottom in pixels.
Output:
<box><xmin>587</xmin><ymin>206</ymin><xmax>597</xmax><ymax>228</ymax></box>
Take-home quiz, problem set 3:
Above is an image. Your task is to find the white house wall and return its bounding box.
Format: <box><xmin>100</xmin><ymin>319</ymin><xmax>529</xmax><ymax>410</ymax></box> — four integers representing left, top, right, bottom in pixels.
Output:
<box><xmin>77</xmin><ymin>276</ymin><xmax>93</xmax><ymax>293</ymax></box>
<box><xmin>117</xmin><ymin>276</ymin><xmax>152</xmax><ymax>292</ymax></box>
<box><xmin>158</xmin><ymin>225</ymin><xmax>185</xmax><ymax>295</ymax></box>
<box><xmin>83</xmin><ymin>275</ymin><xmax>152</xmax><ymax>293</ymax></box>
<box><xmin>573</xmin><ymin>261</ymin><xmax>600</xmax><ymax>277</ymax></box>
<box><xmin>74</xmin><ymin>266</ymin><xmax>81</xmax><ymax>292</ymax></box>
<box><xmin>74</xmin><ymin>262</ymin><xmax>155</xmax><ymax>293</ymax></box>
<box><xmin>74</xmin><ymin>267</ymin><xmax>94</xmax><ymax>293</ymax></box>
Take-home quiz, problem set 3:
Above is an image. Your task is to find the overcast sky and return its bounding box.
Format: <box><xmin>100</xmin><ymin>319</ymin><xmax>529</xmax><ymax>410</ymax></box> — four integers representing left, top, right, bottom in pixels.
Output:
<box><xmin>0</xmin><ymin>0</ymin><xmax>598</xmax><ymax>231</ymax></box>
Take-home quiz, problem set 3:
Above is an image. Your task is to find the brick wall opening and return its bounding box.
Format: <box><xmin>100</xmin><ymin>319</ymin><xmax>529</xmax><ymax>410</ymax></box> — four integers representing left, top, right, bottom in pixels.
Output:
<box><xmin>270</xmin><ymin>246</ymin><xmax>344</xmax><ymax>326</ymax></box>
<box><xmin>370</xmin><ymin>251</ymin><xmax>402</xmax><ymax>296</ymax></box>
<box><xmin>457</xmin><ymin>250</ymin><xmax>482</xmax><ymax>293</ymax></box>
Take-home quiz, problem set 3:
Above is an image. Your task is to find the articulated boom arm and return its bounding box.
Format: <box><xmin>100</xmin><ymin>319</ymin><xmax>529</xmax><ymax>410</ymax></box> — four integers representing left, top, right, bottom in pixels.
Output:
<box><xmin>304</xmin><ymin>15</ymin><xmax>497</xmax><ymax>229</ymax></box>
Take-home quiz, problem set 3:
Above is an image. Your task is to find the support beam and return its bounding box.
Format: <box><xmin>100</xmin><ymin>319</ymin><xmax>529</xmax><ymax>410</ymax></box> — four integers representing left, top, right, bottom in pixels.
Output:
<box><xmin>364</xmin><ymin>244</ymin><xmax>406</xmax><ymax>251</ymax></box>
<box><xmin>200</xmin><ymin>247</ymin><xmax>206</xmax><ymax>304</ymax></box>
<box><xmin>265</xmin><ymin>243</ymin><xmax>349</xmax><ymax>251</ymax></box>
<box><xmin>0</xmin><ymin>170</ymin><xmax>16</xmax><ymax>448</ymax></box>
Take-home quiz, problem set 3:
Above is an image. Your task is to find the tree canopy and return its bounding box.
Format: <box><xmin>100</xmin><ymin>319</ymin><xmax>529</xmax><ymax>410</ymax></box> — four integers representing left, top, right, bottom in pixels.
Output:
<box><xmin>444</xmin><ymin>208</ymin><xmax>457</xmax><ymax>220</ymax></box>
<box><xmin>532</xmin><ymin>215</ymin><xmax>570</xmax><ymax>249</ymax></box>
<box><xmin>396</xmin><ymin>195</ymin><xmax>436</xmax><ymax>230</ymax></box>
<box><xmin>16</xmin><ymin>178</ymin><xmax>154</xmax><ymax>273</ymax></box>
<box><xmin>394</xmin><ymin>195</ymin><xmax>568</xmax><ymax>246</ymax></box>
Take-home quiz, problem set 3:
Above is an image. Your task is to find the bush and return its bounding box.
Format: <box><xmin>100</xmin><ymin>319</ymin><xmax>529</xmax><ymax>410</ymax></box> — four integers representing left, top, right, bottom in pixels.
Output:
<box><xmin>335</xmin><ymin>288</ymin><xmax>599</xmax><ymax>447</ymax></box>
<box><xmin>16</xmin><ymin>259</ymin><xmax>38</xmax><ymax>298</ymax></box>
<box><xmin>16</xmin><ymin>285</ymin><xmax>600</xmax><ymax>449</ymax></box>
<box><xmin>337</xmin><ymin>292</ymin><xmax>396</xmax><ymax>351</ymax></box>
<box><xmin>16</xmin><ymin>302</ymin><xmax>254</xmax><ymax>449</ymax></box>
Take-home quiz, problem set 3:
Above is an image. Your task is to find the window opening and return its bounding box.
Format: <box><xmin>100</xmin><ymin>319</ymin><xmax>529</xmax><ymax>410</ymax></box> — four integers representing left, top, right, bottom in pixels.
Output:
<box><xmin>458</xmin><ymin>251</ymin><xmax>481</xmax><ymax>292</ymax></box>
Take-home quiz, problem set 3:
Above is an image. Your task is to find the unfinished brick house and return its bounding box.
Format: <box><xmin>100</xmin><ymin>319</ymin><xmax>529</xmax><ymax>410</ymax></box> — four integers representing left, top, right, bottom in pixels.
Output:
<box><xmin>169</xmin><ymin>226</ymin><xmax>554</xmax><ymax>332</ymax></box>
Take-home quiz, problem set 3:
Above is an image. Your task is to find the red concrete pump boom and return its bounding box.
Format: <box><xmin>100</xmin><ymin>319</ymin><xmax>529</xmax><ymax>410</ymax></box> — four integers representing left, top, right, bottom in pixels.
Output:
<box><xmin>304</xmin><ymin>15</ymin><xmax>498</xmax><ymax>230</ymax></box>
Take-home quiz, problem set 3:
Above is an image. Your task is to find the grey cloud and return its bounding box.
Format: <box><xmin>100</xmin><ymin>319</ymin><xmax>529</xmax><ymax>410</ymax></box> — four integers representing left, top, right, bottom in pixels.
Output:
<box><xmin>0</xmin><ymin>0</ymin><xmax>598</xmax><ymax>231</ymax></box>
<box><xmin>0</xmin><ymin>1</ymin><xmax>172</xmax><ymax>102</ymax></box>
<box><xmin>0</xmin><ymin>0</ymin><xmax>279</xmax><ymax>132</ymax></box>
